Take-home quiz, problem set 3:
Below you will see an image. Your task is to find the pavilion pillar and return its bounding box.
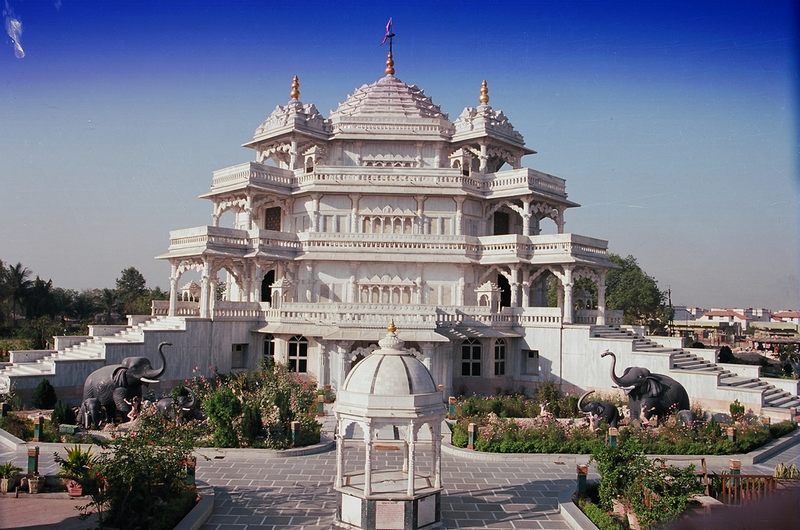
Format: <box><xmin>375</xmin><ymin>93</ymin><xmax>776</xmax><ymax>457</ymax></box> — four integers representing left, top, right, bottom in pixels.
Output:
<box><xmin>556</xmin><ymin>208</ymin><xmax>565</xmax><ymax>234</ymax></box>
<box><xmin>311</xmin><ymin>194</ymin><xmax>320</xmax><ymax>232</ymax></box>
<box><xmin>433</xmin><ymin>422</ymin><xmax>442</xmax><ymax>489</ymax></box>
<box><xmin>336</xmin><ymin>427</ymin><xmax>344</xmax><ymax>488</ymax></box>
<box><xmin>406</xmin><ymin>421</ymin><xmax>416</xmax><ymax>497</ymax></box>
<box><xmin>168</xmin><ymin>264</ymin><xmax>178</xmax><ymax>316</ymax></box>
<box><xmin>335</xmin><ymin>342</ymin><xmax>353</xmax><ymax>391</ymax></box>
<box><xmin>289</xmin><ymin>138</ymin><xmax>298</xmax><ymax>170</ymax></box>
<box><xmin>520</xmin><ymin>269</ymin><xmax>530</xmax><ymax>308</ymax></box>
<box><xmin>415</xmin><ymin>195</ymin><xmax>427</xmax><ymax>235</ymax></box>
<box><xmin>479</xmin><ymin>143</ymin><xmax>488</xmax><ymax>173</ymax></box>
<box><xmin>209</xmin><ymin>278</ymin><xmax>217</xmax><ymax>315</ymax></box>
<box><xmin>318</xmin><ymin>341</ymin><xmax>328</xmax><ymax>387</ymax></box>
<box><xmin>522</xmin><ymin>198</ymin><xmax>531</xmax><ymax>235</ymax></box>
<box><xmin>597</xmin><ymin>272</ymin><xmax>607</xmax><ymax>325</ymax></box>
<box><xmin>364</xmin><ymin>428</ymin><xmax>373</xmax><ymax>497</ymax></box>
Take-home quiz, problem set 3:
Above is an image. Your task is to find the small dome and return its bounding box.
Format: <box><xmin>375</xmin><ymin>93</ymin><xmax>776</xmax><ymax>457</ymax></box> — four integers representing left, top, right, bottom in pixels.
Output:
<box><xmin>342</xmin><ymin>328</ymin><xmax>436</xmax><ymax>396</ymax></box>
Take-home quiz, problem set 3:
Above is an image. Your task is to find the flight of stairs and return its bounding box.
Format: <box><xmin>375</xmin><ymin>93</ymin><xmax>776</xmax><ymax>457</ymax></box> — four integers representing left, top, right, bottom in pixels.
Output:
<box><xmin>591</xmin><ymin>325</ymin><xmax>800</xmax><ymax>411</ymax></box>
<box><xmin>0</xmin><ymin>316</ymin><xmax>186</xmax><ymax>393</ymax></box>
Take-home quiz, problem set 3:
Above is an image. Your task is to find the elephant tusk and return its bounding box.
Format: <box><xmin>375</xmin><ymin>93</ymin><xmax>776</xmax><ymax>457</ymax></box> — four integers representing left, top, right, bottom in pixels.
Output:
<box><xmin>181</xmin><ymin>407</ymin><xmax>191</xmax><ymax>411</ymax></box>
<box><xmin>140</xmin><ymin>377</ymin><xmax>160</xmax><ymax>384</ymax></box>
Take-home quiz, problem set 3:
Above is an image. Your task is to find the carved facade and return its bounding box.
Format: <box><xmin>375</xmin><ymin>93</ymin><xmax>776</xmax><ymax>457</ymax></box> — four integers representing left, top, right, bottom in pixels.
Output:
<box><xmin>156</xmin><ymin>67</ymin><xmax>617</xmax><ymax>396</ymax></box>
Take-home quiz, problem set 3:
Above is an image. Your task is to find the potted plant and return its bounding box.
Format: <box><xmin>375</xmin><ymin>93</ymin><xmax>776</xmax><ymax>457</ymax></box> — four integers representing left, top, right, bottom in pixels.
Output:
<box><xmin>54</xmin><ymin>445</ymin><xmax>96</xmax><ymax>497</ymax></box>
<box><xmin>0</xmin><ymin>462</ymin><xmax>22</xmax><ymax>494</ymax></box>
<box><xmin>27</xmin><ymin>472</ymin><xmax>43</xmax><ymax>494</ymax></box>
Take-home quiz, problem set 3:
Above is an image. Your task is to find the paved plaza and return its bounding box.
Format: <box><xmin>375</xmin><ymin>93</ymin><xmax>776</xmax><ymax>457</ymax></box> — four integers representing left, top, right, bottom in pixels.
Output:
<box><xmin>1</xmin><ymin>423</ymin><xmax>799</xmax><ymax>529</ymax></box>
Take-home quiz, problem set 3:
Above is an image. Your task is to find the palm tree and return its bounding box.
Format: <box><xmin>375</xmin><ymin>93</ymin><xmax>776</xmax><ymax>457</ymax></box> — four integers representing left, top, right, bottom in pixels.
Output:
<box><xmin>6</xmin><ymin>262</ymin><xmax>32</xmax><ymax>326</ymax></box>
<box><xmin>98</xmin><ymin>288</ymin><xmax>119</xmax><ymax>324</ymax></box>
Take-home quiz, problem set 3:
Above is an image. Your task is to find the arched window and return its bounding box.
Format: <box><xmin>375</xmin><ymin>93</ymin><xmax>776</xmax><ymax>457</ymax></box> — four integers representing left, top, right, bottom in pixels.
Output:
<box><xmin>288</xmin><ymin>335</ymin><xmax>308</xmax><ymax>373</ymax></box>
<box><xmin>494</xmin><ymin>338</ymin><xmax>506</xmax><ymax>376</ymax></box>
<box><xmin>461</xmin><ymin>338</ymin><xmax>481</xmax><ymax>377</ymax></box>
<box><xmin>263</xmin><ymin>334</ymin><xmax>275</xmax><ymax>367</ymax></box>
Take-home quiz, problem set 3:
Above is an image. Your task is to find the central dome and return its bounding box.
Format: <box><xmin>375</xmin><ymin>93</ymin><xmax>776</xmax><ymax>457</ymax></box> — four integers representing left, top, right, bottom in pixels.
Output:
<box><xmin>329</xmin><ymin>75</ymin><xmax>454</xmax><ymax>140</ymax></box>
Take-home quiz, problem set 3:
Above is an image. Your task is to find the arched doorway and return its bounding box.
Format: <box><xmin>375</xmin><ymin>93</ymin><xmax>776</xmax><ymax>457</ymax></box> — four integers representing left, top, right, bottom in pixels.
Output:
<box><xmin>260</xmin><ymin>270</ymin><xmax>275</xmax><ymax>303</ymax></box>
<box><xmin>497</xmin><ymin>274</ymin><xmax>511</xmax><ymax>308</ymax></box>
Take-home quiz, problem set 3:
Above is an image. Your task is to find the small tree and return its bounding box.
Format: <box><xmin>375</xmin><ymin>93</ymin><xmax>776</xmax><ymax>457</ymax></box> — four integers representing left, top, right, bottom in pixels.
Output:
<box><xmin>718</xmin><ymin>346</ymin><xmax>734</xmax><ymax>364</ymax></box>
<box><xmin>31</xmin><ymin>379</ymin><xmax>57</xmax><ymax>409</ymax></box>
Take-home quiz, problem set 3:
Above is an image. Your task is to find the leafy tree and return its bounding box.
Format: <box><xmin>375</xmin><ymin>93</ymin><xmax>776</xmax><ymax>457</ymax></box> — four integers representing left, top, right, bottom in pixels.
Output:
<box><xmin>115</xmin><ymin>267</ymin><xmax>147</xmax><ymax>314</ymax></box>
<box><xmin>605</xmin><ymin>254</ymin><xmax>672</xmax><ymax>333</ymax></box>
<box><xmin>31</xmin><ymin>378</ymin><xmax>58</xmax><ymax>409</ymax></box>
<box><xmin>6</xmin><ymin>262</ymin><xmax>32</xmax><ymax>326</ymax></box>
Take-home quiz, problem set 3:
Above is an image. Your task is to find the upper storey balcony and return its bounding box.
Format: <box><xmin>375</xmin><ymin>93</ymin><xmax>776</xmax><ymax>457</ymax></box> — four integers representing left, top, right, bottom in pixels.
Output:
<box><xmin>158</xmin><ymin>227</ymin><xmax>608</xmax><ymax>267</ymax></box>
<box><xmin>205</xmin><ymin>162</ymin><xmax>569</xmax><ymax>201</ymax></box>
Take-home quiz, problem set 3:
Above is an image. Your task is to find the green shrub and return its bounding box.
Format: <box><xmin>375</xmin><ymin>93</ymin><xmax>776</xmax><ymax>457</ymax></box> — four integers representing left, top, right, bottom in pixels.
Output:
<box><xmin>85</xmin><ymin>414</ymin><xmax>201</xmax><ymax>529</ymax></box>
<box><xmin>0</xmin><ymin>414</ymin><xmax>32</xmax><ymax>439</ymax></box>
<box><xmin>51</xmin><ymin>400</ymin><xmax>76</xmax><ymax>426</ymax></box>
<box><xmin>577</xmin><ymin>498</ymin><xmax>626</xmax><ymax>530</ymax></box>
<box><xmin>31</xmin><ymin>379</ymin><xmax>57</xmax><ymax>409</ymax></box>
<box><xmin>202</xmin><ymin>387</ymin><xmax>241</xmax><ymax>448</ymax></box>
<box><xmin>241</xmin><ymin>404</ymin><xmax>262</xmax><ymax>445</ymax></box>
<box><xmin>729</xmin><ymin>399</ymin><xmax>745</xmax><ymax>421</ymax></box>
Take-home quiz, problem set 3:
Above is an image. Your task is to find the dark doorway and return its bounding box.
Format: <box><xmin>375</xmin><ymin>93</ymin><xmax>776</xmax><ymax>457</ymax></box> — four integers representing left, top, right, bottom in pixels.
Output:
<box><xmin>261</xmin><ymin>270</ymin><xmax>275</xmax><ymax>303</ymax></box>
<box><xmin>497</xmin><ymin>274</ymin><xmax>511</xmax><ymax>308</ymax></box>
<box><xmin>493</xmin><ymin>211</ymin><xmax>510</xmax><ymax>235</ymax></box>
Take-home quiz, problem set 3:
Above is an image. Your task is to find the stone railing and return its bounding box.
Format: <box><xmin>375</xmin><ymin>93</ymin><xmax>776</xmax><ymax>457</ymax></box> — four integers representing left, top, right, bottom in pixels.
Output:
<box><xmin>163</xmin><ymin>228</ymin><xmax>608</xmax><ymax>266</ymax></box>
<box><xmin>151</xmin><ymin>300</ymin><xmax>199</xmax><ymax>316</ymax></box>
<box><xmin>574</xmin><ymin>309</ymin><xmax>624</xmax><ymax>326</ymax></box>
<box><xmin>211</xmin><ymin>162</ymin><xmax>294</xmax><ymax>191</ymax></box>
<box><xmin>213</xmin><ymin>301</ymin><xmax>263</xmax><ymax>319</ymax></box>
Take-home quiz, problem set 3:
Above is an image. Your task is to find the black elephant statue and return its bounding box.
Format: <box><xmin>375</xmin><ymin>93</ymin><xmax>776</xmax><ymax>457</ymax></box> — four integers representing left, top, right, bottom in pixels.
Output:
<box><xmin>577</xmin><ymin>390</ymin><xmax>620</xmax><ymax>427</ymax></box>
<box><xmin>155</xmin><ymin>388</ymin><xmax>203</xmax><ymax>423</ymax></box>
<box><xmin>78</xmin><ymin>397</ymin><xmax>104</xmax><ymax>430</ymax></box>
<box><xmin>601</xmin><ymin>350</ymin><xmax>690</xmax><ymax>422</ymax></box>
<box><xmin>82</xmin><ymin>342</ymin><xmax>170</xmax><ymax>423</ymax></box>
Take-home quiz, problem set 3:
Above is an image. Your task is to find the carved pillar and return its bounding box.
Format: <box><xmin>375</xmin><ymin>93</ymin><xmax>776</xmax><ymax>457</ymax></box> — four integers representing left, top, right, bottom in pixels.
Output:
<box><xmin>168</xmin><ymin>264</ymin><xmax>178</xmax><ymax>317</ymax></box>
<box><xmin>420</xmin><ymin>342</ymin><xmax>434</xmax><ymax>374</ymax></box>
<box><xmin>317</xmin><ymin>341</ymin><xmax>328</xmax><ymax>386</ymax></box>
<box><xmin>521</xmin><ymin>269</ymin><xmax>530</xmax><ymax>308</ymax></box>
<box><xmin>457</xmin><ymin>275</ymin><xmax>465</xmax><ymax>306</ymax></box>
<box><xmin>311</xmin><ymin>194</ymin><xmax>320</xmax><ymax>232</ymax></box>
<box><xmin>556</xmin><ymin>208</ymin><xmax>565</xmax><ymax>234</ymax></box>
<box><xmin>209</xmin><ymin>278</ymin><xmax>217</xmax><ymax>314</ymax></box>
<box><xmin>522</xmin><ymin>198</ymin><xmax>531</xmax><ymax>235</ymax></box>
<box><xmin>415</xmin><ymin>195</ymin><xmax>427</xmax><ymax>234</ymax></box>
<box><xmin>289</xmin><ymin>138</ymin><xmax>298</xmax><ymax>170</ymax></box>
<box><xmin>510</xmin><ymin>267</ymin><xmax>519</xmax><ymax>307</ymax></box>
<box><xmin>562</xmin><ymin>266</ymin><xmax>574</xmax><ymax>324</ymax></box>
<box><xmin>597</xmin><ymin>271</ymin><xmax>607</xmax><ymax>326</ymax></box>
<box><xmin>479</xmin><ymin>143</ymin><xmax>488</xmax><ymax>173</ymax></box>
<box><xmin>211</xmin><ymin>214</ymin><xmax>220</xmax><ymax>227</ymax></box>
<box><xmin>199</xmin><ymin>261</ymin><xmax>211</xmax><ymax>319</ymax></box>
<box><xmin>454</xmin><ymin>197</ymin><xmax>464</xmax><ymax>236</ymax></box>
<box><xmin>335</xmin><ymin>342</ymin><xmax>353</xmax><ymax>390</ymax></box>
<box><xmin>350</xmin><ymin>194</ymin><xmax>360</xmax><ymax>233</ymax></box>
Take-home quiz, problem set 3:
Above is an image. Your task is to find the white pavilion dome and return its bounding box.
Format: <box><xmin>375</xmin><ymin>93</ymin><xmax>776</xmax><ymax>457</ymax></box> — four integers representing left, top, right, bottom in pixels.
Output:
<box><xmin>342</xmin><ymin>336</ymin><xmax>436</xmax><ymax>396</ymax></box>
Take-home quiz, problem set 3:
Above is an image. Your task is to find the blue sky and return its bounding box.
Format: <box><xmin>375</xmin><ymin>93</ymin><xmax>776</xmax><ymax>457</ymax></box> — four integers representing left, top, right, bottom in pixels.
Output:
<box><xmin>1</xmin><ymin>0</ymin><xmax>797</xmax><ymax>309</ymax></box>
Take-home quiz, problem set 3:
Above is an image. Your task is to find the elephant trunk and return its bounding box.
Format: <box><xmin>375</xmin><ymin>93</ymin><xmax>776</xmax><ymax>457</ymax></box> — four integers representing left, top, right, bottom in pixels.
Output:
<box><xmin>141</xmin><ymin>342</ymin><xmax>170</xmax><ymax>383</ymax></box>
<box><xmin>577</xmin><ymin>391</ymin><xmax>594</xmax><ymax>413</ymax></box>
<box><xmin>601</xmin><ymin>350</ymin><xmax>626</xmax><ymax>387</ymax></box>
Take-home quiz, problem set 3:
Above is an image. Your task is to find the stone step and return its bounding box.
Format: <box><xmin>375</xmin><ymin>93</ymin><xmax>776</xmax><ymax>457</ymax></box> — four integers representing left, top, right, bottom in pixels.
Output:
<box><xmin>763</xmin><ymin>387</ymin><xmax>783</xmax><ymax>397</ymax></box>
<box><xmin>738</xmin><ymin>381</ymin><xmax>769</xmax><ymax>390</ymax></box>
<box><xmin>766</xmin><ymin>394</ymin><xmax>800</xmax><ymax>407</ymax></box>
<box><xmin>718</xmin><ymin>376</ymin><xmax>759</xmax><ymax>386</ymax></box>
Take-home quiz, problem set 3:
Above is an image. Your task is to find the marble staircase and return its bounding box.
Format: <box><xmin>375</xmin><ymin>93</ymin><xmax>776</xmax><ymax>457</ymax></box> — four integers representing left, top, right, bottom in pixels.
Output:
<box><xmin>590</xmin><ymin>325</ymin><xmax>800</xmax><ymax>412</ymax></box>
<box><xmin>0</xmin><ymin>316</ymin><xmax>186</xmax><ymax>394</ymax></box>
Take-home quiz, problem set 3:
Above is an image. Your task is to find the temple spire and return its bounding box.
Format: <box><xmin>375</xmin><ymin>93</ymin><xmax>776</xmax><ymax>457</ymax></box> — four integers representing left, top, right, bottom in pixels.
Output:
<box><xmin>479</xmin><ymin>79</ymin><xmax>489</xmax><ymax>105</ymax></box>
<box><xmin>381</xmin><ymin>17</ymin><xmax>396</xmax><ymax>76</ymax></box>
<box><xmin>290</xmin><ymin>75</ymin><xmax>300</xmax><ymax>100</ymax></box>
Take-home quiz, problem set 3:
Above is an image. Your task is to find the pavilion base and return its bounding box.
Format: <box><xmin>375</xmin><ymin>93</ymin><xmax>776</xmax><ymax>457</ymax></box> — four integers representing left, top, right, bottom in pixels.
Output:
<box><xmin>334</xmin><ymin>491</ymin><xmax>442</xmax><ymax>530</ymax></box>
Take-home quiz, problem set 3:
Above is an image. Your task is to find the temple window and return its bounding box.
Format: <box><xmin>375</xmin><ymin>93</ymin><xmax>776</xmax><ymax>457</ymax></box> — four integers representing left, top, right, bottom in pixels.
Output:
<box><xmin>461</xmin><ymin>338</ymin><xmax>481</xmax><ymax>377</ymax></box>
<box><xmin>288</xmin><ymin>335</ymin><xmax>308</xmax><ymax>373</ymax></box>
<box><xmin>494</xmin><ymin>339</ymin><xmax>506</xmax><ymax>376</ymax></box>
<box><xmin>263</xmin><ymin>334</ymin><xmax>275</xmax><ymax>366</ymax></box>
<box><xmin>231</xmin><ymin>343</ymin><xmax>248</xmax><ymax>370</ymax></box>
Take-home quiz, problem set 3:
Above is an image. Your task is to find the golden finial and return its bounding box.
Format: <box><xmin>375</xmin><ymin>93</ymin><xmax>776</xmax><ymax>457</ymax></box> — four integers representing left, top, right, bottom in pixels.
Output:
<box><xmin>387</xmin><ymin>320</ymin><xmax>397</xmax><ymax>334</ymax></box>
<box><xmin>290</xmin><ymin>75</ymin><xmax>300</xmax><ymax>100</ymax></box>
<box><xmin>479</xmin><ymin>80</ymin><xmax>489</xmax><ymax>105</ymax></box>
<box><xmin>385</xmin><ymin>50</ymin><xmax>395</xmax><ymax>76</ymax></box>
